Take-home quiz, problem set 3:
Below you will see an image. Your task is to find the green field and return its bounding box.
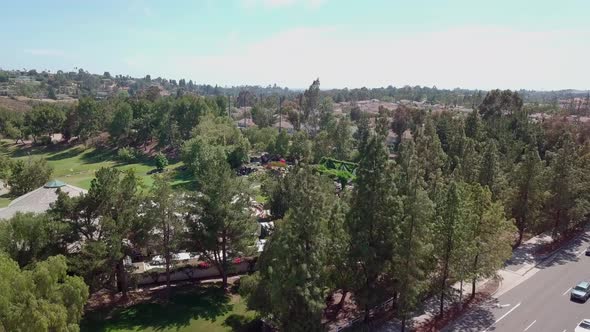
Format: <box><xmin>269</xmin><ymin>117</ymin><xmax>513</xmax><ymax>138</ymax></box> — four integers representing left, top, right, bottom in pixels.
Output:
<box><xmin>0</xmin><ymin>140</ymin><xmax>193</xmax><ymax>193</ymax></box>
<box><xmin>81</xmin><ymin>286</ymin><xmax>258</xmax><ymax>332</ymax></box>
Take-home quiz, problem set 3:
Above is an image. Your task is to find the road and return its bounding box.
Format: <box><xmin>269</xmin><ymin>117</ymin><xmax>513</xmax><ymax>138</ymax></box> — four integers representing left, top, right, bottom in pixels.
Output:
<box><xmin>444</xmin><ymin>231</ymin><xmax>590</xmax><ymax>332</ymax></box>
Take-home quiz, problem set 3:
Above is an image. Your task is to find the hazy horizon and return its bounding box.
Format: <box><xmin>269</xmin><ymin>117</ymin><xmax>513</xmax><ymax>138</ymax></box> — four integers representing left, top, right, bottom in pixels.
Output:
<box><xmin>2</xmin><ymin>0</ymin><xmax>589</xmax><ymax>91</ymax></box>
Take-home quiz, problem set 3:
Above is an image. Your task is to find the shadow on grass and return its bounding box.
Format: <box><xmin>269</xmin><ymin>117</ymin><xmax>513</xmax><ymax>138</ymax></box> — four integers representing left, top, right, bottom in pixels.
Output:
<box><xmin>170</xmin><ymin>165</ymin><xmax>196</xmax><ymax>191</ymax></box>
<box><xmin>223</xmin><ymin>314</ymin><xmax>261</xmax><ymax>332</ymax></box>
<box><xmin>47</xmin><ymin>146</ymin><xmax>86</xmax><ymax>161</ymax></box>
<box><xmin>81</xmin><ymin>286</ymin><xmax>235</xmax><ymax>332</ymax></box>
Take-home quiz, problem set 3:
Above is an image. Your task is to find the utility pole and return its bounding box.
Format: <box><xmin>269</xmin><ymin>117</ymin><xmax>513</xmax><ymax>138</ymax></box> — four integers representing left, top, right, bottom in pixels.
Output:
<box><xmin>227</xmin><ymin>94</ymin><xmax>231</xmax><ymax>118</ymax></box>
<box><xmin>279</xmin><ymin>95</ymin><xmax>284</xmax><ymax>132</ymax></box>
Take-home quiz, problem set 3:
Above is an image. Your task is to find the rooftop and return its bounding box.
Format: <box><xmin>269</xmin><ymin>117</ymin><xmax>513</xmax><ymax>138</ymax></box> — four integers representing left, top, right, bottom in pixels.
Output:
<box><xmin>0</xmin><ymin>180</ymin><xmax>86</xmax><ymax>220</ymax></box>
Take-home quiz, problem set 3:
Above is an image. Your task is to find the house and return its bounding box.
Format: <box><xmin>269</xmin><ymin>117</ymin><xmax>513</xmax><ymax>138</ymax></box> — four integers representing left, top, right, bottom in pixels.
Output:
<box><xmin>0</xmin><ymin>180</ymin><xmax>86</xmax><ymax>220</ymax></box>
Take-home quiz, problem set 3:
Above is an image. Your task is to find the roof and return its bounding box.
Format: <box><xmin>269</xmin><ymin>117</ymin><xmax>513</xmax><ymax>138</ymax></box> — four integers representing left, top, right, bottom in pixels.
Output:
<box><xmin>0</xmin><ymin>182</ymin><xmax>86</xmax><ymax>220</ymax></box>
<box><xmin>578</xmin><ymin>281</ymin><xmax>590</xmax><ymax>288</ymax></box>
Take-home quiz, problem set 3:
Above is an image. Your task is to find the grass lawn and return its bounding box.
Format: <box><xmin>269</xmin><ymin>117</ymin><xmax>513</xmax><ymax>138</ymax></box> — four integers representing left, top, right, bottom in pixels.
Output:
<box><xmin>0</xmin><ymin>140</ymin><xmax>194</xmax><ymax>192</ymax></box>
<box><xmin>80</xmin><ymin>286</ymin><xmax>258</xmax><ymax>332</ymax></box>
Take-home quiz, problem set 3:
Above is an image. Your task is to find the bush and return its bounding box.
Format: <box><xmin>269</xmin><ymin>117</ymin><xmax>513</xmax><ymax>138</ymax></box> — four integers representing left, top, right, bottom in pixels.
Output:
<box><xmin>117</xmin><ymin>147</ymin><xmax>136</xmax><ymax>163</ymax></box>
<box><xmin>8</xmin><ymin>158</ymin><xmax>52</xmax><ymax>196</ymax></box>
<box><xmin>154</xmin><ymin>152</ymin><xmax>168</xmax><ymax>172</ymax></box>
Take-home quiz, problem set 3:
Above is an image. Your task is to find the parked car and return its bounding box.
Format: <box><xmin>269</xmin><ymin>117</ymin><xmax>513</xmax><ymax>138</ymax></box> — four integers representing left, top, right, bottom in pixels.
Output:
<box><xmin>571</xmin><ymin>282</ymin><xmax>590</xmax><ymax>302</ymax></box>
<box><xmin>575</xmin><ymin>319</ymin><xmax>590</xmax><ymax>332</ymax></box>
<box><xmin>585</xmin><ymin>246</ymin><xmax>590</xmax><ymax>256</ymax></box>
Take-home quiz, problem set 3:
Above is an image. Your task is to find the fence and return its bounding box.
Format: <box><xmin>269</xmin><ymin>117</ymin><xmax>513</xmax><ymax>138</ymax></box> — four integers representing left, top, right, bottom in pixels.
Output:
<box><xmin>133</xmin><ymin>261</ymin><xmax>252</xmax><ymax>286</ymax></box>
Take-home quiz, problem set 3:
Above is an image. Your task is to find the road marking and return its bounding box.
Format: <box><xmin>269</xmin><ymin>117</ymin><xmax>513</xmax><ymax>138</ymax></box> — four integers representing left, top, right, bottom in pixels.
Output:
<box><xmin>481</xmin><ymin>302</ymin><xmax>521</xmax><ymax>332</ymax></box>
<box><xmin>524</xmin><ymin>320</ymin><xmax>536</xmax><ymax>331</ymax></box>
<box><xmin>563</xmin><ymin>287</ymin><xmax>572</xmax><ymax>295</ymax></box>
<box><xmin>495</xmin><ymin>303</ymin><xmax>511</xmax><ymax>308</ymax></box>
<box><xmin>577</xmin><ymin>250</ymin><xmax>586</xmax><ymax>258</ymax></box>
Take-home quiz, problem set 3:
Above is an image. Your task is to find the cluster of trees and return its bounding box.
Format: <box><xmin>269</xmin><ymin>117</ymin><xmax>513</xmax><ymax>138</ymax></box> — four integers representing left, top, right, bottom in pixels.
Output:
<box><xmin>3</xmin><ymin>74</ymin><xmax>590</xmax><ymax>331</ymax></box>
<box><xmin>237</xmin><ymin>89</ymin><xmax>590</xmax><ymax>331</ymax></box>
<box><xmin>0</xmin><ymin>156</ymin><xmax>52</xmax><ymax>196</ymax></box>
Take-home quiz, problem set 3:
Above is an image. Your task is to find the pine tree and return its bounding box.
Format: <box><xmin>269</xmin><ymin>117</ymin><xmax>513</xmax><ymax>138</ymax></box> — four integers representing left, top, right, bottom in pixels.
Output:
<box><xmin>347</xmin><ymin>133</ymin><xmax>402</xmax><ymax>322</ymax></box>
<box><xmin>187</xmin><ymin>148</ymin><xmax>258</xmax><ymax>289</ymax></box>
<box><xmin>415</xmin><ymin>117</ymin><xmax>447</xmax><ymax>198</ymax></box>
<box><xmin>145</xmin><ymin>176</ymin><xmax>185</xmax><ymax>296</ymax></box>
<box><xmin>457</xmin><ymin>138</ymin><xmax>481</xmax><ymax>184</ymax></box>
<box><xmin>508</xmin><ymin>148</ymin><xmax>547</xmax><ymax>247</ymax></box>
<box><xmin>395</xmin><ymin>139</ymin><xmax>434</xmax><ymax>331</ymax></box>
<box><xmin>478</xmin><ymin>141</ymin><xmax>506</xmax><ymax>201</ymax></box>
<box><xmin>434</xmin><ymin>181</ymin><xmax>470</xmax><ymax>317</ymax></box>
<box><xmin>544</xmin><ymin>132</ymin><xmax>589</xmax><ymax>237</ymax></box>
<box><xmin>259</xmin><ymin>166</ymin><xmax>335</xmax><ymax>331</ymax></box>
<box><xmin>465</xmin><ymin>184</ymin><xmax>515</xmax><ymax>298</ymax></box>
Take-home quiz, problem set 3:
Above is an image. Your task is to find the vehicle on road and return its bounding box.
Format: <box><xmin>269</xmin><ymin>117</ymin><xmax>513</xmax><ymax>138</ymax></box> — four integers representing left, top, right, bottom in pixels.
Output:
<box><xmin>575</xmin><ymin>319</ymin><xmax>590</xmax><ymax>332</ymax></box>
<box><xmin>571</xmin><ymin>282</ymin><xmax>590</xmax><ymax>302</ymax></box>
<box><xmin>585</xmin><ymin>246</ymin><xmax>590</xmax><ymax>256</ymax></box>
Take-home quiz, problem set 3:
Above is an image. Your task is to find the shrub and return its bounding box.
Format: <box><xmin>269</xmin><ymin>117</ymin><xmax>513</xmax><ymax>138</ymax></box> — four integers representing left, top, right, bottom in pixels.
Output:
<box><xmin>117</xmin><ymin>147</ymin><xmax>136</xmax><ymax>163</ymax></box>
<box><xmin>154</xmin><ymin>152</ymin><xmax>168</xmax><ymax>172</ymax></box>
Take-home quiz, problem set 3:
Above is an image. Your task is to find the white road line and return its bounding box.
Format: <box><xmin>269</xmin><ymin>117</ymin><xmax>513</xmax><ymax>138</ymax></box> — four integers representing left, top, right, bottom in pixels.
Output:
<box><xmin>524</xmin><ymin>320</ymin><xmax>536</xmax><ymax>331</ymax></box>
<box><xmin>561</xmin><ymin>329</ymin><xmax>566</xmax><ymax>332</ymax></box>
<box><xmin>578</xmin><ymin>250</ymin><xmax>586</xmax><ymax>258</ymax></box>
<box><xmin>563</xmin><ymin>287</ymin><xmax>572</xmax><ymax>296</ymax></box>
<box><xmin>481</xmin><ymin>302</ymin><xmax>522</xmax><ymax>332</ymax></box>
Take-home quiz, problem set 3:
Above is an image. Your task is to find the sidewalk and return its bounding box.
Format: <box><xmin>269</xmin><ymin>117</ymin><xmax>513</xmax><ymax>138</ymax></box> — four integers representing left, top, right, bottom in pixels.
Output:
<box><xmin>376</xmin><ymin>232</ymin><xmax>566</xmax><ymax>332</ymax></box>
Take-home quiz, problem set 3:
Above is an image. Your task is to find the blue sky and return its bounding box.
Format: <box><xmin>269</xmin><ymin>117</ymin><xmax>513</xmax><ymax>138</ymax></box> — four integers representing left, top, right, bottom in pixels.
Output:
<box><xmin>1</xmin><ymin>0</ymin><xmax>589</xmax><ymax>90</ymax></box>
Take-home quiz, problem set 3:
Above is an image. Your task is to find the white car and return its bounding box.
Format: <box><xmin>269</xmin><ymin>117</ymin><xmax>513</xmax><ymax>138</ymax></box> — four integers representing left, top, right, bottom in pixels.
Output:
<box><xmin>575</xmin><ymin>319</ymin><xmax>590</xmax><ymax>332</ymax></box>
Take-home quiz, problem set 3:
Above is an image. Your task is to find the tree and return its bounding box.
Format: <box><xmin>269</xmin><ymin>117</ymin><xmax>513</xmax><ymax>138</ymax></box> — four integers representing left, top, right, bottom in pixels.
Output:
<box><xmin>73</xmin><ymin>97</ymin><xmax>103</xmax><ymax>141</ymax></box>
<box><xmin>433</xmin><ymin>181</ymin><xmax>470</xmax><ymax>317</ymax></box>
<box><xmin>8</xmin><ymin>157</ymin><xmax>53</xmax><ymax>196</ymax></box>
<box><xmin>243</xmin><ymin>167</ymin><xmax>334</xmax><ymax>331</ymax></box>
<box><xmin>479</xmin><ymin>89</ymin><xmax>523</xmax><ymax>120</ymax></box>
<box><xmin>182</xmin><ymin>114</ymin><xmax>250</xmax><ymax>171</ymax></box>
<box><xmin>302</xmin><ymin>79</ymin><xmax>321</xmax><ymax>134</ymax></box>
<box><xmin>154</xmin><ymin>152</ymin><xmax>168</xmax><ymax>172</ymax></box>
<box><xmin>325</xmin><ymin>197</ymin><xmax>353</xmax><ymax>311</ymax></box>
<box><xmin>347</xmin><ymin>133</ymin><xmax>402</xmax><ymax>322</ymax></box>
<box><xmin>187</xmin><ymin>148</ymin><xmax>258</xmax><ymax>289</ymax></box>
<box><xmin>464</xmin><ymin>184</ymin><xmax>515</xmax><ymax>298</ymax></box>
<box><xmin>289</xmin><ymin>130</ymin><xmax>312</xmax><ymax>162</ymax></box>
<box><xmin>318</xmin><ymin>97</ymin><xmax>335</xmax><ymax>131</ymax></box>
<box><xmin>457</xmin><ymin>138</ymin><xmax>482</xmax><ymax>183</ymax></box>
<box><xmin>330</xmin><ymin>117</ymin><xmax>354</xmax><ymax>161</ymax></box>
<box><xmin>544</xmin><ymin>133</ymin><xmax>589</xmax><ymax>237</ymax></box>
<box><xmin>478</xmin><ymin>141</ymin><xmax>506</xmax><ymax>201</ymax></box>
<box><xmin>0</xmin><ymin>254</ymin><xmax>89</xmax><ymax>332</ymax></box>
<box><xmin>25</xmin><ymin>104</ymin><xmax>66</xmax><ymax>143</ymax></box>
<box><xmin>108</xmin><ymin>101</ymin><xmax>133</xmax><ymax>143</ymax></box>
<box><xmin>274</xmin><ymin>129</ymin><xmax>289</xmax><ymax>157</ymax></box>
<box><xmin>53</xmin><ymin>168</ymin><xmax>144</xmax><ymax>296</ymax></box>
<box><xmin>395</xmin><ymin>139</ymin><xmax>434</xmax><ymax>331</ymax></box>
<box><xmin>0</xmin><ymin>212</ymin><xmax>69</xmax><ymax>268</ymax></box>
<box><xmin>145</xmin><ymin>176</ymin><xmax>185</xmax><ymax>295</ymax></box>
<box><xmin>415</xmin><ymin>118</ymin><xmax>447</xmax><ymax>197</ymax></box>
<box><xmin>465</xmin><ymin>110</ymin><xmax>483</xmax><ymax>141</ymax></box>
<box><xmin>251</xmin><ymin>105</ymin><xmax>275</xmax><ymax>128</ymax></box>
<box><xmin>508</xmin><ymin>148</ymin><xmax>547</xmax><ymax>247</ymax></box>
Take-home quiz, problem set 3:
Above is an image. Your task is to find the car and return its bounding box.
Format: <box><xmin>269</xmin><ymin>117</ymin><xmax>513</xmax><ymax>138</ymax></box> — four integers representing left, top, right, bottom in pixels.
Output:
<box><xmin>585</xmin><ymin>246</ymin><xmax>590</xmax><ymax>256</ymax></box>
<box><xmin>571</xmin><ymin>282</ymin><xmax>590</xmax><ymax>302</ymax></box>
<box><xmin>575</xmin><ymin>319</ymin><xmax>590</xmax><ymax>332</ymax></box>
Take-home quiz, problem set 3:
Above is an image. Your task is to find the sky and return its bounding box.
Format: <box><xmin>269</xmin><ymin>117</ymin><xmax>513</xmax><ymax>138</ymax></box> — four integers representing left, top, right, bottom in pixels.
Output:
<box><xmin>1</xmin><ymin>0</ymin><xmax>589</xmax><ymax>90</ymax></box>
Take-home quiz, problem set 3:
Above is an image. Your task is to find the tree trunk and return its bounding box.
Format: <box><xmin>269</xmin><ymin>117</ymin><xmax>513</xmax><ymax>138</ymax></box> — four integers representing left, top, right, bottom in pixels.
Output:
<box><xmin>337</xmin><ymin>289</ymin><xmax>347</xmax><ymax>311</ymax></box>
<box><xmin>116</xmin><ymin>259</ymin><xmax>128</xmax><ymax>301</ymax></box>
<box><xmin>221</xmin><ymin>236</ymin><xmax>228</xmax><ymax>289</ymax></box>
<box><xmin>471</xmin><ymin>253</ymin><xmax>479</xmax><ymax>299</ymax></box>
<box><xmin>514</xmin><ymin>226</ymin><xmax>524</xmax><ymax>249</ymax></box>
<box><xmin>401</xmin><ymin>315</ymin><xmax>407</xmax><ymax>332</ymax></box>
<box><xmin>165</xmin><ymin>253</ymin><xmax>171</xmax><ymax>298</ymax></box>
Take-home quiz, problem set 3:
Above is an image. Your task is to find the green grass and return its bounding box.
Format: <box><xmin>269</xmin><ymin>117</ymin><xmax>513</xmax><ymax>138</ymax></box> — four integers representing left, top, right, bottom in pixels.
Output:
<box><xmin>80</xmin><ymin>286</ymin><xmax>258</xmax><ymax>332</ymax></box>
<box><xmin>0</xmin><ymin>140</ymin><xmax>193</xmax><ymax>191</ymax></box>
<box><xmin>0</xmin><ymin>195</ymin><xmax>10</xmax><ymax>208</ymax></box>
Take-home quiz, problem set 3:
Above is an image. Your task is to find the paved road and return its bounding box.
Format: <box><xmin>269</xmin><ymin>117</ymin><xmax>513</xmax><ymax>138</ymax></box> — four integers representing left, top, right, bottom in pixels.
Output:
<box><xmin>444</xmin><ymin>231</ymin><xmax>590</xmax><ymax>332</ymax></box>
